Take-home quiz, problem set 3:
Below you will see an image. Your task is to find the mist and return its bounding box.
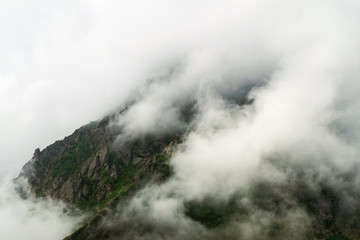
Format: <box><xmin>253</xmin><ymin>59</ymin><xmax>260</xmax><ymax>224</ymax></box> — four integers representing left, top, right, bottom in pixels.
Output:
<box><xmin>1</xmin><ymin>0</ymin><xmax>360</xmax><ymax>239</ymax></box>
<box><xmin>0</xmin><ymin>177</ymin><xmax>84</xmax><ymax>240</ymax></box>
<box><xmin>98</xmin><ymin>0</ymin><xmax>360</xmax><ymax>239</ymax></box>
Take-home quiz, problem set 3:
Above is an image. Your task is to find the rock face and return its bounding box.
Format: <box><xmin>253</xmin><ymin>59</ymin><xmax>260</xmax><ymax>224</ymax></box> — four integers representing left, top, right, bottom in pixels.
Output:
<box><xmin>19</xmin><ymin>116</ymin><xmax>178</xmax><ymax>209</ymax></box>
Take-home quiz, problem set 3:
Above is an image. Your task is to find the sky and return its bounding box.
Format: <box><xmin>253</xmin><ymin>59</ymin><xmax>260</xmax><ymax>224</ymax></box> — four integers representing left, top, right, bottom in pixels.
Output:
<box><xmin>1</xmin><ymin>0</ymin><xmax>360</xmax><ymax>239</ymax></box>
<box><xmin>0</xmin><ymin>0</ymin><xmax>189</xmax><ymax>175</ymax></box>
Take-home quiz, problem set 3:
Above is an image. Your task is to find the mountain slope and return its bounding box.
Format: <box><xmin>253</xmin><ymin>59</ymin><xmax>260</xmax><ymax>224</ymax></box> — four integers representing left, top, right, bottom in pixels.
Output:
<box><xmin>17</xmin><ymin>109</ymin><xmax>360</xmax><ymax>240</ymax></box>
<box><xmin>19</xmin><ymin>114</ymin><xmax>178</xmax><ymax>211</ymax></box>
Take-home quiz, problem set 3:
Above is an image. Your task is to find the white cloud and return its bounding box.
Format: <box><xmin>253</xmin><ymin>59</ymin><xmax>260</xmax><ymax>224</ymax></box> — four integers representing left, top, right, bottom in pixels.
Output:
<box><xmin>0</xmin><ymin>177</ymin><xmax>84</xmax><ymax>240</ymax></box>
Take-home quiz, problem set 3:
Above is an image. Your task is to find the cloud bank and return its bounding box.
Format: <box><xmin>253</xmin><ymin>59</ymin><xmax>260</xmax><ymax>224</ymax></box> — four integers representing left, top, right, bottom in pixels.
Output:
<box><xmin>96</xmin><ymin>0</ymin><xmax>360</xmax><ymax>239</ymax></box>
<box><xmin>0</xmin><ymin>177</ymin><xmax>84</xmax><ymax>240</ymax></box>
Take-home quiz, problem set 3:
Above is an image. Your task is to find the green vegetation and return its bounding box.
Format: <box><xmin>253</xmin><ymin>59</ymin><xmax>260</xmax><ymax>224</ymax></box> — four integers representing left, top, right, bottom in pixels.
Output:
<box><xmin>67</xmin><ymin>213</ymin><xmax>103</xmax><ymax>239</ymax></box>
<box><xmin>81</xmin><ymin>121</ymin><xmax>98</xmax><ymax>131</ymax></box>
<box><xmin>155</xmin><ymin>153</ymin><xmax>172</xmax><ymax>177</ymax></box>
<box><xmin>53</xmin><ymin>139</ymin><xmax>95</xmax><ymax>180</ymax></box>
<box><xmin>118</xmin><ymin>164</ymin><xmax>137</xmax><ymax>181</ymax></box>
<box><xmin>78</xmin><ymin>176</ymin><xmax>101</xmax><ymax>209</ymax></box>
<box><xmin>83</xmin><ymin>176</ymin><xmax>99</xmax><ymax>196</ymax></box>
<box><xmin>326</xmin><ymin>236</ymin><xmax>350</xmax><ymax>240</ymax></box>
<box><xmin>109</xmin><ymin>151</ymin><xmax>123</xmax><ymax>165</ymax></box>
<box><xmin>100</xmin><ymin>167</ymin><xmax>114</xmax><ymax>184</ymax></box>
<box><xmin>155</xmin><ymin>153</ymin><xmax>169</xmax><ymax>163</ymax></box>
<box><xmin>103</xmin><ymin>176</ymin><xmax>114</xmax><ymax>185</ymax></box>
<box><xmin>99</xmin><ymin>164</ymin><xmax>138</xmax><ymax>207</ymax></box>
<box><xmin>185</xmin><ymin>200</ymin><xmax>239</xmax><ymax>228</ymax></box>
<box><xmin>78</xmin><ymin>163</ymin><xmax>139</xmax><ymax>210</ymax></box>
<box><xmin>34</xmin><ymin>187</ymin><xmax>45</xmax><ymax>197</ymax></box>
<box><xmin>159</xmin><ymin>164</ymin><xmax>171</xmax><ymax>177</ymax></box>
<box><xmin>101</xmin><ymin>167</ymin><xmax>108</xmax><ymax>176</ymax></box>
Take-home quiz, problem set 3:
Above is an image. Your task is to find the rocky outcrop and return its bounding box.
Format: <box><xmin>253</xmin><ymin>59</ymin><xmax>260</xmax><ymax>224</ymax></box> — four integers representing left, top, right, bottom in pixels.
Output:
<box><xmin>19</xmin><ymin>115</ymin><xmax>178</xmax><ymax>209</ymax></box>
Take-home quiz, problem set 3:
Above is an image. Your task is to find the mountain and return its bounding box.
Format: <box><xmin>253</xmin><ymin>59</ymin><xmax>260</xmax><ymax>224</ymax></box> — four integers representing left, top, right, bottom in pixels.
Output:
<box><xmin>19</xmin><ymin>114</ymin><xmax>178</xmax><ymax>209</ymax></box>
<box><xmin>17</xmin><ymin>108</ymin><xmax>359</xmax><ymax>240</ymax></box>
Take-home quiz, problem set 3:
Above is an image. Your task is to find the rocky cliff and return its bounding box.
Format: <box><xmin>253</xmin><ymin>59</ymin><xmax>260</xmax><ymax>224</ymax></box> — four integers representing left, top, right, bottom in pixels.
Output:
<box><xmin>19</xmin><ymin>114</ymin><xmax>179</xmax><ymax>210</ymax></box>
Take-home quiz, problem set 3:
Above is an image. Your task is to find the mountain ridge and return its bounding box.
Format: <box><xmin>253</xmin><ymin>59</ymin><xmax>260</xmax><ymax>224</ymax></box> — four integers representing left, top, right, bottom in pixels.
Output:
<box><xmin>16</xmin><ymin>108</ymin><xmax>359</xmax><ymax>240</ymax></box>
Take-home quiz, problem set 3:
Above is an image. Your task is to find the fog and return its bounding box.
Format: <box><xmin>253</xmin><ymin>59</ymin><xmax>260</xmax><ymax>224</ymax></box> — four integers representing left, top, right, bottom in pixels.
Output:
<box><xmin>102</xmin><ymin>0</ymin><xmax>360</xmax><ymax>239</ymax></box>
<box><xmin>1</xmin><ymin>0</ymin><xmax>360</xmax><ymax>239</ymax></box>
<box><xmin>0</xmin><ymin>177</ymin><xmax>84</xmax><ymax>240</ymax></box>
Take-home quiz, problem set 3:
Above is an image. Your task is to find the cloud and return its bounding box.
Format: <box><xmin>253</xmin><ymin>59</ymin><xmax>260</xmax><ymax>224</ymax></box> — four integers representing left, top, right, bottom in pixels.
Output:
<box><xmin>110</xmin><ymin>0</ymin><xmax>360</xmax><ymax>199</ymax></box>
<box><xmin>0</xmin><ymin>177</ymin><xmax>84</xmax><ymax>240</ymax></box>
<box><xmin>96</xmin><ymin>0</ymin><xmax>360</xmax><ymax>238</ymax></box>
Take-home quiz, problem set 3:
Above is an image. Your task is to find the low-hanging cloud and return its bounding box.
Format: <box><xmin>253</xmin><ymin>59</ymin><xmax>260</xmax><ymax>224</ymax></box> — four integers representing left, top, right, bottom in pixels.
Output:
<box><xmin>97</xmin><ymin>0</ymin><xmax>360</xmax><ymax>239</ymax></box>
<box><xmin>0</xmin><ymin>177</ymin><xmax>85</xmax><ymax>240</ymax></box>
